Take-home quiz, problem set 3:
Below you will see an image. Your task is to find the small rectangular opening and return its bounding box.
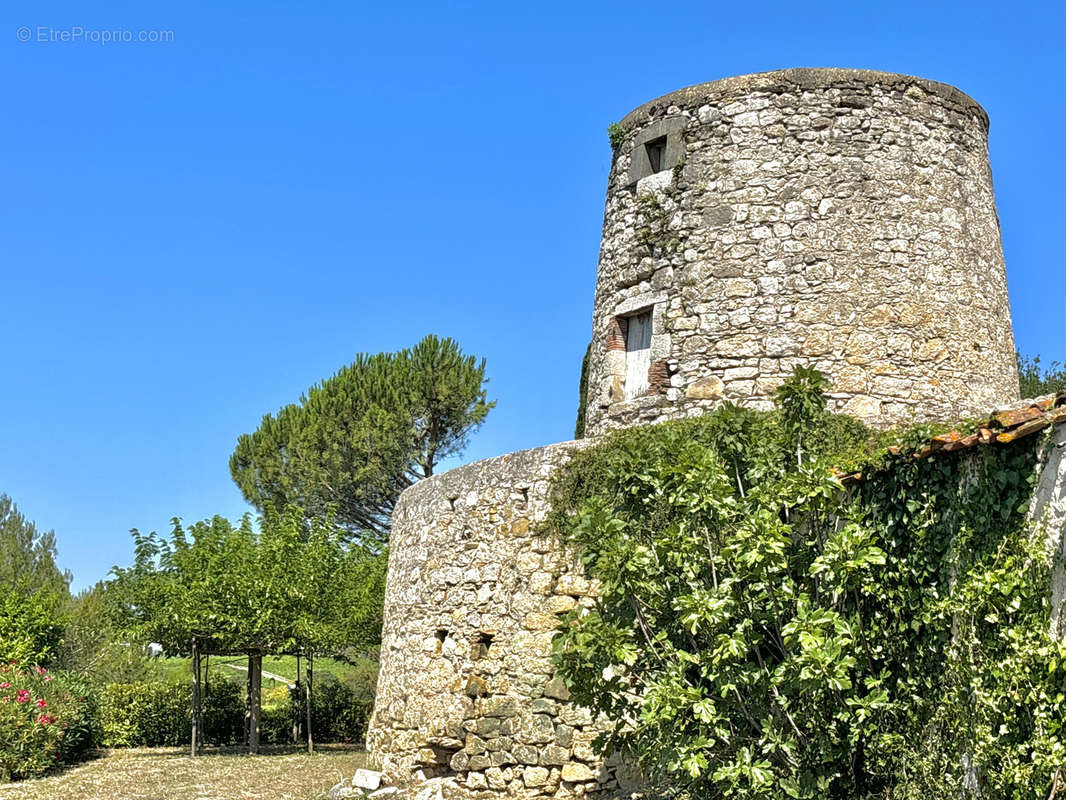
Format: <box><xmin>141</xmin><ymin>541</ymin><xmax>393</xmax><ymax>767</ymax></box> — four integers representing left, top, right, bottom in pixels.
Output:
<box><xmin>645</xmin><ymin>136</ymin><xmax>667</xmax><ymax>173</ymax></box>
<box><xmin>472</xmin><ymin>632</ymin><xmax>494</xmax><ymax>660</ymax></box>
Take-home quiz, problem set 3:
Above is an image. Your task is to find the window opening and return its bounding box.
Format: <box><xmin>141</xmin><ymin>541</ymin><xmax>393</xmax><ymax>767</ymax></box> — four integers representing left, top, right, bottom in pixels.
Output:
<box><xmin>645</xmin><ymin>136</ymin><xmax>667</xmax><ymax>173</ymax></box>
<box><xmin>625</xmin><ymin>311</ymin><xmax>652</xmax><ymax>399</ymax></box>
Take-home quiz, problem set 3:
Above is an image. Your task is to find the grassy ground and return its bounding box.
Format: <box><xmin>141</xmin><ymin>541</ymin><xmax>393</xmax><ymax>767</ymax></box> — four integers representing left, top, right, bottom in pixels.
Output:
<box><xmin>156</xmin><ymin>655</ymin><xmax>372</xmax><ymax>690</ymax></box>
<box><xmin>0</xmin><ymin>745</ymin><xmax>368</xmax><ymax>800</ymax></box>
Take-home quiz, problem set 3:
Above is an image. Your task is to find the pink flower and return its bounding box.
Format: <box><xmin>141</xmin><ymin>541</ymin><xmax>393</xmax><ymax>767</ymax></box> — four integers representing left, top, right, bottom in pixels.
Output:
<box><xmin>16</xmin><ymin>690</ymin><xmax>30</xmax><ymax>703</ymax></box>
<box><xmin>0</xmin><ymin>682</ymin><xmax>9</xmax><ymax>688</ymax></box>
<box><xmin>43</xmin><ymin>675</ymin><xmax>53</xmax><ymax>682</ymax></box>
<box><xmin>36</xmin><ymin>666</ymin><xmax>47</xmax><ymax>675</ymax></box>
<box><xmin>36</xmin><ymin>698</ymin><xmax>47</xmax><ymax>708</ymax></box>
<box><xmin>39</xmin><ymin>714</ymin><xmax>54</xmax><ymax>725</ymax></box>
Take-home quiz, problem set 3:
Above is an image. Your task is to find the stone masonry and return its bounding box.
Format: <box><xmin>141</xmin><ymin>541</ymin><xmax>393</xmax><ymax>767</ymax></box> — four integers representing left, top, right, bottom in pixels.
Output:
<box><xmin>585</xmin><ymin>68</ymin><xmax>1018</xmax><ymax>436</ymax></box>
<box><xmin>367</xmin><ymin>442</ymin><xmax>641</xmax><ymax>798</ymax></box>
<box><xmin>367</xmin><ymin>69</ymin><xmax>1030</xmax><ymax>800</ymax></box>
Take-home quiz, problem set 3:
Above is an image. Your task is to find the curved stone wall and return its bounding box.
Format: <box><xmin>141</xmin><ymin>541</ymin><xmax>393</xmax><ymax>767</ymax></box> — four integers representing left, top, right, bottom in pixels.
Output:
<box><xmin>367</xmin><ymin>441</ymin><xmax>637</xmax><ymax>798</ymax></box>
<box><xmin>585</xmin><ymin>68</ymin><xmax>1018</xmax><ymax>436</ymax></box>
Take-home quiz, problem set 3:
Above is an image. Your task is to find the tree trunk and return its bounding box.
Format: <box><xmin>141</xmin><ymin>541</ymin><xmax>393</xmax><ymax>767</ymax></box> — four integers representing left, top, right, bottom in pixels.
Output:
<box><xmin>190</xmin><ymin>640</ymin><xmax>201</xmax><ymax>757</ymax></box>
<box><xmin>247</xmin><ymin>652</ymin><xmax>262</xmax><ymax>755</ymax></box>
<box><xmin>305</xmin><ymin>652</ymin><xmax>314</xmax><ymax>754</ymax></box>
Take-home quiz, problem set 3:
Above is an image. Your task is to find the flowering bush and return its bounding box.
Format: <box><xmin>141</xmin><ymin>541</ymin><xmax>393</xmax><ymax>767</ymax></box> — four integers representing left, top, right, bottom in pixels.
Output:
<box><xmin>0</xmin><ymin>663</ymin><xmax>97</xmax><ymax>781</ymax></box>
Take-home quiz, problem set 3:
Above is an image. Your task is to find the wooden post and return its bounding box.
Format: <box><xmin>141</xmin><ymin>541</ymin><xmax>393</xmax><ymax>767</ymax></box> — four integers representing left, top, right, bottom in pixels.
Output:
<box><xmin>248</xmin><ymin>652</ymin><xmax>262</xmax><ymax>755</ymax></box>
<box><xmin>202</xmin><ymin>654</ymin><xmax>209</xmax><ymax>750</ymax></box>
<box><xmin>305</xmin><ymin>651</ymin><xmax>314</xmax><ymax>754</ymax></box>
<box><xmin>244</xmin><ymin>655</ymin><xmax>251</xmax><ymax>747</ymax></box>
<box><xmin>292</xmin><ymin>654</ymin><xmax>301</xmax><ymax>745</ymax></box>
<box><xmin>190</xmin><ymin>639</ymin><xmax>201</xmax><ymax>757</ymax></box>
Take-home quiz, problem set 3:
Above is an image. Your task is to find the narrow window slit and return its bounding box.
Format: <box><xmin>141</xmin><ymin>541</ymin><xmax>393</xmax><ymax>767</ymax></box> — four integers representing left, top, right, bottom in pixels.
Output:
<box><xmin>472</xmin><ymin>632</ymin><xmax>494</xmax><ymax>660</ymax></box>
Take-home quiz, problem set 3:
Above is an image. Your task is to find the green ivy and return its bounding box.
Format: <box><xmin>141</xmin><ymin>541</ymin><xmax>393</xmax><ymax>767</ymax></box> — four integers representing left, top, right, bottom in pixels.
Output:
<box><xmin>575</xmin><ymin>342</ymin><xmax>591</xmax><ymax>440</ymax></box>
<box><xmin>548</xmin><ymin>369</ymin><xmax>1060</xmax><ymax>799</ymax></box>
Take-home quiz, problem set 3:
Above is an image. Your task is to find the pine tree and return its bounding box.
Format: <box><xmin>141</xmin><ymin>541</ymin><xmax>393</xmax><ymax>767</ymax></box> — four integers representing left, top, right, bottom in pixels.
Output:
<box><xmin>229</xmin><ymin>335</ymin><xmax>493</xmax><ymax>543</ymax></box>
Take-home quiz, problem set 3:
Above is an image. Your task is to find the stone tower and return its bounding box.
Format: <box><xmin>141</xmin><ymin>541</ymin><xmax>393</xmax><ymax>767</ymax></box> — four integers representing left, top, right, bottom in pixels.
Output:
<box><xmin>585</xmin><ymin>68</ymin><xmax>1018</xmax><ymax>437</ymax></box>
<box><xmin>367</xmin><ymin>69</ymin><xmax>1021</xmax><ymax>799</ymax></box>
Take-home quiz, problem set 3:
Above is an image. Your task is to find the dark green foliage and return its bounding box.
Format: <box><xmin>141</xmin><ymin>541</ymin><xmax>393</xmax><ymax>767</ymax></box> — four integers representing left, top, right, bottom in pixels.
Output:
<box><xmin>0</xmin><ymin>584</ymin><xmax>65</xmax><ymax>665</ymax></box>
<box><xmin>549</xmin><ymin>367</ymin><xmax>1058</xmax><ymax>798</ymax></box>
<box><xmin>260</xmin><ymin>663</ymin><xmax>378</xmax><ymax>745</ymax></box>
<box><xmin>99</xmin><ymin>679</ymin><xmax>244</xmax><ymax>747</ymax></box>
<box><xmin>0</xmin><ymin>494</ymin><xmax>71</xmax><ymax>667</ymax></box>
<box><xmin>774</xmin><ymin>365</ymin><xmax>831</xmax><ymax>466</ymax></box>
<box><xmin>855</xmin><ymin>441</ymin><xmax>1052</xmax><ymax>798</ymax></box>
<box><xmin>607</xmin><ymin>122</ymin><xmax>626</xmax><ymax>150</ymax></box>
<box><xmin>201</xmin><ymin>678</ymin><xmax>245</xmax><ymax>745</ymax></box>
<box><xmin>1018</xmin><ymin>352</ymin><xmax>1066</xmax><ymax>398</ymax></box>
<box><xmin>342</xmin><ymin>552</ymin><xmax>388</xmax><ymax>653</ymax></box>
<box><xmin>230</xmin><ymin>335</ymin><xmax>494</xmax><ymax>543</ymax></box>
<box><xmin>0</xmin><ymin>494</ymin><xmax>70</xmax><ymax>596</ymax></box>
<box><xmin>575</xmin><ymin>342</ymin><xmax>591</xmax><ymax>439</ymax></box>
<box><xmin>299</xmin><ymin>670</ymin><xmax>376</xmax><ymax>744</ymax></box>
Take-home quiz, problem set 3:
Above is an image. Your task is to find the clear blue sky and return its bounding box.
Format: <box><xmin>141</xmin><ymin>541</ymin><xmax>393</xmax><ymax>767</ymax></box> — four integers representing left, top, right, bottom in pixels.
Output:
<box><xmin>2</xmin><ymin>0</ymin><xmax>1063</xmax><ymax>591</ymax></box>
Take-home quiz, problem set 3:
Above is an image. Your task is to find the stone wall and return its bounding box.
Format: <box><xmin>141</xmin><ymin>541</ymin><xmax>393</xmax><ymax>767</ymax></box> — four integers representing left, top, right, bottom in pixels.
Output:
<box><xmin>1039</xmin><ymin>424</ymin><xmax>1066</xmax><ymax>639</ymax></box>
<box><xmin>366</xmin><ymin>441</ymin><xmax>638</xmax><ymax>799</ymax></box>
<box><xmin>585</xmin><ymin>68</ymin><xmax>1018</xmax><ymax>436</ymax></box>
<box><xmin>367</xmin><ymin>417</ymin><xmax>1066</xmax><ymax>800</ymax></box>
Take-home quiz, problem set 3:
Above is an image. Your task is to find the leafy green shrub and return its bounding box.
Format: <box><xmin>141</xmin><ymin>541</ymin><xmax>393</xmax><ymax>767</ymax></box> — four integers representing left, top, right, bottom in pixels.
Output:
<box><xmin>261</xmin><ymin>684</ymin><xmax>297</xmax><ymax>744</ymax></box>
<box><xmin>308</xmin><ymin>670</ymin><xmax>376</xmax><ymax>743</ymax></box>
<box><xmin>549</xmin><ymin>367</ymin><xmax>1060</xmax><ymax>798</ymax></box>
<box><xmin>0</xmin><ymin>584</ymin><xmax>65</xmax><ymax>666</ymax></box>
<box><xmin>99</xmin><ymin>678</ymin><xmax>244</xmax><ymax>747</ymax></box>
<box><xmin>0</xmin><ymin>663</ymin><xmax>96</xmax><ymax>781</ymax></box>
<box><xmin>1018</xmin><ymin>352</ymin><xmax>1066</xmax><ymax>398</ymax></box>
<box><xmin>265</xmin><ymin>663</ymin><xmax>379</xmax><ymax>745</ymax></box>
<box><xmin>201</xmin><ymin>677</ymin><xmax>244</xmax><ymax>745</ymax></box>
<box><xmin>99</xmin><ymin>682</ymin><xmax>187</xmax><ymax>747</ymax></box>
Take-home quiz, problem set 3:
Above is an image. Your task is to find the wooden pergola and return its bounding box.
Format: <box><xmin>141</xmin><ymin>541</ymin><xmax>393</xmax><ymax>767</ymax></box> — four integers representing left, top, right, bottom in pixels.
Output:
<box><xmin>188</xmin><ymin>636</ymin><xmax>318</xmax><ymax>757</ymax></box>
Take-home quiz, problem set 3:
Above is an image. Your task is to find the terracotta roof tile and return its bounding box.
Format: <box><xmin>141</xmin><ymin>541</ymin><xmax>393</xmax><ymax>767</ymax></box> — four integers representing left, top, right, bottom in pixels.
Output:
<box><xmin>839</xmin><ymin>390</ymin><xmax>1066</xmax><ymax>484</ymax></box>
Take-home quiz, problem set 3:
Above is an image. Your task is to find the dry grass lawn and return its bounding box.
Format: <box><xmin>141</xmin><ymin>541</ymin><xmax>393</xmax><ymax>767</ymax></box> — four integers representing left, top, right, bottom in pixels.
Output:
<box><xmin>0</xmin><ymin>745</ymin><xmax>368</xmax><ymax>800</ymax></box>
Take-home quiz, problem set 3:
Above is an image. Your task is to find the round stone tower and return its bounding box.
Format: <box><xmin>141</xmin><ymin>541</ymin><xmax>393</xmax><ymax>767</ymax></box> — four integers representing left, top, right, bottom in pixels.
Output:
<box><xmin>367</xmin><ymin>69</ymin><xmax>1023</xmax><ymax>800</ymax></box>
<box><xmin>584</xmin><ymin>68</ymin><xmax>1018</xmax><ymax>437</ymax></box>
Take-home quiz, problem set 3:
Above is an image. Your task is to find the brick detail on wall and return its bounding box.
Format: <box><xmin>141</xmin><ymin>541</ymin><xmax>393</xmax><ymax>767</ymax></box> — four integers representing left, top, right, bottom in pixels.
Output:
<box><xmin>647</xmin><ymin>358</ymin><xmax>671</xmax><ymax>395</ymax></box>
<box><xmin>607</xmin><ymin>316</ymin><xmax>628</xmax><ymax>351</ymax></box>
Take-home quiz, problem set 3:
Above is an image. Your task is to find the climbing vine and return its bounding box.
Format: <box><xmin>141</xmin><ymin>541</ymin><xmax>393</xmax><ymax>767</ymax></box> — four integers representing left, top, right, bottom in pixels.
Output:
<box><xmin>548</xmin><ymin>369</ymin><xmax>1062</xmax><ymax>799</ymax></box>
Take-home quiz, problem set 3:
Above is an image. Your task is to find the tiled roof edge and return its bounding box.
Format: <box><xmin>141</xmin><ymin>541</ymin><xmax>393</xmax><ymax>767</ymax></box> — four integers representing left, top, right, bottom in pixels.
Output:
<box><xmin>839</xmin><ymin>391</ymin><xmax>1066</xmax><ymax>484</ymax></box>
